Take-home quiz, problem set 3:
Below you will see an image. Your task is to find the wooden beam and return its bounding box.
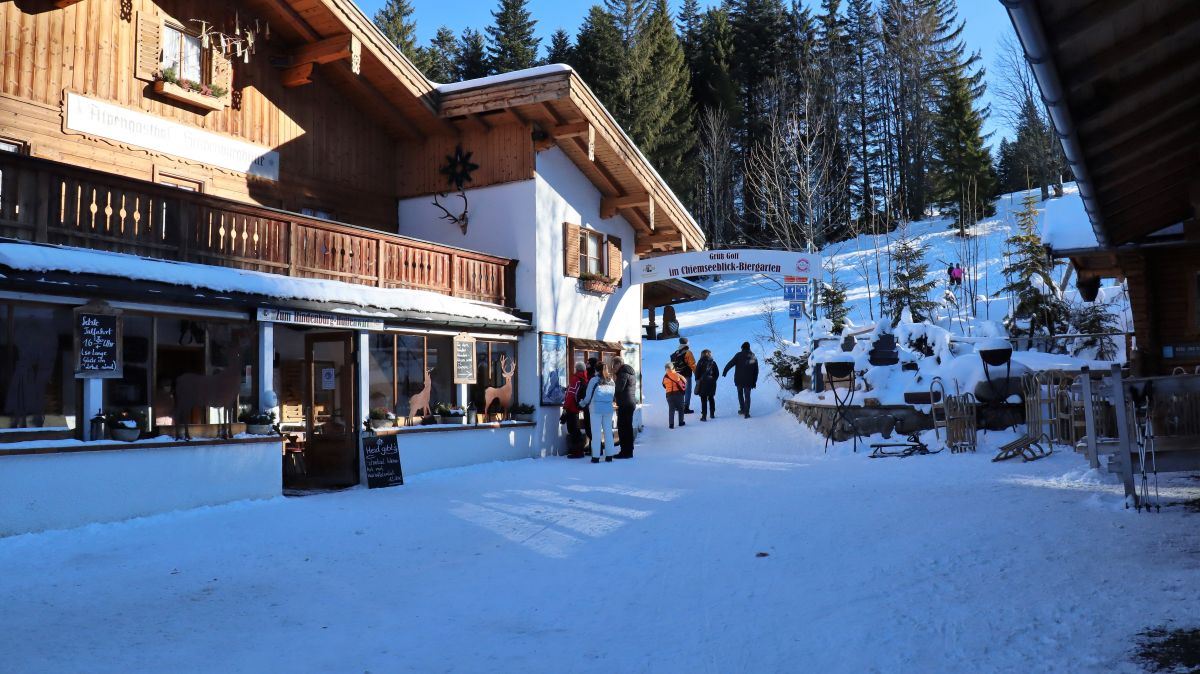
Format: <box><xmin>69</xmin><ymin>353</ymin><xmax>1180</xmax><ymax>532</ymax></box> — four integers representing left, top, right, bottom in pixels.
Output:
<box><xmin>1060</xmin><ymin>4</ymin><xmax>1200</xmax><ymax>89</ymax></box>
<box><xmin>291</xmin><ymin>34</ymin><xmax>361</xmax><ymax>71</ymax></box>
<box><xmin>281</xmin><ymin>62</ymin><xmax>315</xmax><ymax>88</ymax></box>
<box><xmin>554</xmin><ymin>122</ymin><xmax>595</xmax><ymax>161</ymax></box>
<box><xmin>601</xmin><ymin>193</ymin><xmax>650</xmax><ymax>219</ymax></box>
<box><xmin>1051</xmin><ymin>0</ymin><xmax>1132</xmax><ymax>45</ymax></box>
<box><xmin>54</xmin><ymin>0</ymin><xmax>85</xmax><ymax>7</ymax></box>
<box><xmin>1076</xmin><ymin>69</ymin><xmax>1200</xmax><ymax>138</ymax></box>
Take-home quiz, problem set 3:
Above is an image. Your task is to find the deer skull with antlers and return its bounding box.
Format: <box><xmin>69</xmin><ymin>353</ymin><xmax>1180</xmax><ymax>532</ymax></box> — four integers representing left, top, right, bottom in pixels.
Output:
<box><xmin>432</xmin><ymin>191</ymin><xmax>469</xmax><ymax>235</ymax></box>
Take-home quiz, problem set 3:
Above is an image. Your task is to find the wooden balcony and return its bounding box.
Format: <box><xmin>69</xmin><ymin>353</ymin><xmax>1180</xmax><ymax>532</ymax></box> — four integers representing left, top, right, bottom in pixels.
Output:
<box><xmin>0</xmin><ymin>152</ymin><xmax>516</xmax><ymax>307</ymax></box>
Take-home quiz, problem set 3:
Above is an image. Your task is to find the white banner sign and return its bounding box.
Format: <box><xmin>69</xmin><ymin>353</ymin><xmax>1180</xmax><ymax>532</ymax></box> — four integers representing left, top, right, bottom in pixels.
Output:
<box><xmin>65</xmin><ymin>92</ymin><xmax>280</xmax><ymax>181</ymax></box>
<box><xmin>631</xmin><ymin>249</ymin><xmax>822</xmax><ymax>285</ymax></box>
<box><xmin>257</xmin><ymin>307</ymin><xmax>384</xmax><ymax>331</ymax></box>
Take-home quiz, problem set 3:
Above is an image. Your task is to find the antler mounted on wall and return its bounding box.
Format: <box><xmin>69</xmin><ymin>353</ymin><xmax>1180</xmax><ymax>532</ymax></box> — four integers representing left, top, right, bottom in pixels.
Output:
<box><xmin>433</xmin><ymin>144</ymin><xmax>479</xmax><ymax>235</ymax></box>
<box><xmin>432</xmin><ymin>191</ymin><xmax>469</xmax><ymax>235</ymax></box>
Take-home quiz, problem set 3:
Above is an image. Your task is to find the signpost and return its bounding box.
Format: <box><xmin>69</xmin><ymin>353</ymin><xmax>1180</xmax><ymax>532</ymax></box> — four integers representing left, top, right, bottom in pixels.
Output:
<box><xmin>362</xmin><ymin>432</ymin><xmax>404</xmax><ymax>489</ymax></box>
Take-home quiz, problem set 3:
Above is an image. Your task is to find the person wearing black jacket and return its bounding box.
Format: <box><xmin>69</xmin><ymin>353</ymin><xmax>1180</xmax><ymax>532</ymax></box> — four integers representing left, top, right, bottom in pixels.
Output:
<box><xmin>722</xmin><ymin>342</ymin><xmax>759</xmax><ymax>418</ymax></box>
<box><xmin>694</xmin><ymin>349</ymin><xmax>719</xmax><ymax>421</ymax></box>
<box><xmin>612</xmin><ymin>356</ymin><xmax>637</xmax><ymax>458</ymax></box>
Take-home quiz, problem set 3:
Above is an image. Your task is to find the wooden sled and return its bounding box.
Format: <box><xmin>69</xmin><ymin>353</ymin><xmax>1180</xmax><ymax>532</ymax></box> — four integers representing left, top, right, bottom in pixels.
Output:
<box><xmin>992</xmin><ymin>435</ymin><xmax>1052</xmax><ymax>462</ymax></box>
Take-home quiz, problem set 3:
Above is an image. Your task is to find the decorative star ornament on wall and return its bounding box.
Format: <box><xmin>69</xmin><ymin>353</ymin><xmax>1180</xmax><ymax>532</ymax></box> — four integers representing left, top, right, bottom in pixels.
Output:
<box><xmin>433</xmin><ymin>145</ymin><xmax>478</xmax><ymax>235</ymax></box>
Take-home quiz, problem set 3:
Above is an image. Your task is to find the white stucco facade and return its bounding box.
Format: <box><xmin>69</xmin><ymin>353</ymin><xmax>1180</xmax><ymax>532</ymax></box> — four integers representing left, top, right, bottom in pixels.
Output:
<box><xmin>397</xmin><ymin>147</ymin><xmax>644</xmax><ymax>457</ymax></box>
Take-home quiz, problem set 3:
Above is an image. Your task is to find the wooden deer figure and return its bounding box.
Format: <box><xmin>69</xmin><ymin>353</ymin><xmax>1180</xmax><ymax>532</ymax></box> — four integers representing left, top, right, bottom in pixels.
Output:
<box><xmin>408</xmin><ymin>367</ymin><xmax>435</xmax><ymax>418</ymax></box>
<box><xmin>172</xmin><ymin>330</ymin><xmax>249</xmax><ymax>440</ymax></box>
<box><xmin>484</xmin><ymin>355</ymin><xmax>516</xmax><ymax>415</ymax></box>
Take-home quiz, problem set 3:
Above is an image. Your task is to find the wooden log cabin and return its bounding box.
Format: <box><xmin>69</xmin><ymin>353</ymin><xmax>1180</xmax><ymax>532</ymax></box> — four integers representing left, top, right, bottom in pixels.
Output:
<box><xmin>0</xmin><ymin>0</ymin><xmax>705</xmax><ymax>534</ymax></box>
<box><xmin>1005</xmin><ymin>0</ymin><xmax>1200</xmax><ymax>376</ymax></box>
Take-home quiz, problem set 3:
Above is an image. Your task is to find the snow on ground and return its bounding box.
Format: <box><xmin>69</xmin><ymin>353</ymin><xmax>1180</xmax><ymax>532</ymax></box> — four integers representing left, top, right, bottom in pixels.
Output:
<box><xmin>2</xmin><ymin>222</ymin><xmax>1197</xmax><ymax>672</ymax></box>
<box><xmin>0</xmin><ymin>188</ymin><xmax>1189</xmax><ymax>672</ymax></box>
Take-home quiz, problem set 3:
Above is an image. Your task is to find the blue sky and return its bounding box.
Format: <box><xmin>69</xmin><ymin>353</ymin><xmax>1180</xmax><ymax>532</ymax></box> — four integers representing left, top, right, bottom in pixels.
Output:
<box><xmin>352</xmin><ymin>1</ymin><xmax>1016</xmax><ymax>143</ymax></box>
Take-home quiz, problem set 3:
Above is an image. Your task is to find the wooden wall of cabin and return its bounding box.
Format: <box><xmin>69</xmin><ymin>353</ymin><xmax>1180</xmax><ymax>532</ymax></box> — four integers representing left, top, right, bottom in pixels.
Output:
<box><xmin>1139</xmin><ymin>245</ymin><xmax>1200</xmax><ymax>374</ymax></box>
<box><xmin>0</xmin><ymin>0</ymin><xmax>397</xmax><ymax>231</ymax></box>
<box><xmin>396</xmin><ymin>122</ymin><xmax>534</xmax><ymax>198</ymax></box>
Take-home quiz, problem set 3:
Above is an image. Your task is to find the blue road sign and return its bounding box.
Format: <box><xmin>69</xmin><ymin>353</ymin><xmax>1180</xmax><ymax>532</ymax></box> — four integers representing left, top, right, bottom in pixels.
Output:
<box><xmin>784</xmin><ymin>284</ymin><xmax>810</xmax><ymax>302</ymax></box>
<box><xmin>788</xmin><ymin>301</ymin><xmax>806</xmax><ymax>319</ymax></box>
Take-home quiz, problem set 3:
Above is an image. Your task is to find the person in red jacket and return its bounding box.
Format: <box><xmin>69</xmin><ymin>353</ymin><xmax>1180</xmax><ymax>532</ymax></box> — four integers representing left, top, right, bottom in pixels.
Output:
<box><xmin>562</xmin><ymin>362</ymin><xmax>589</xmax><ymax>458</ymax></box>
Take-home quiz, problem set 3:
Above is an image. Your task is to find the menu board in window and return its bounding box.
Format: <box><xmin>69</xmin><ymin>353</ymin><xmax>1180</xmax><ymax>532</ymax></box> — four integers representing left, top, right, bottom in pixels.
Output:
<box><xmin>453</xmin><ymin>333</ymin><xmax>477</xmax><ymax>384</ymax></box>
<box><xmin>73</xmin><ymin>301</ymin><xmax>123</xmax><ymax>379</ymax></box>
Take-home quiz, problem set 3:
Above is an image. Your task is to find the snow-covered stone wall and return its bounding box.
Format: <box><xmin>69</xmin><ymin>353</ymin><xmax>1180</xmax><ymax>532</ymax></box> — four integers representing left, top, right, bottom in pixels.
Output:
<box><xmin>0</xmin><ymin>439</ymin><xmax>280</xmax><ymax>536</ymax></box>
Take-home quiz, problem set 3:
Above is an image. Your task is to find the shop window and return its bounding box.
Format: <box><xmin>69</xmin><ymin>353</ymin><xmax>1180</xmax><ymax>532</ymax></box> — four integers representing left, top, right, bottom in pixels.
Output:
<box><xmin>367</xmin><ymin>333</ymin><xmax>395</xmax><ymax>413</ymax></box>
<box><xmin>367</xmin><ymin>333</ymin><xmax>461</xmax><ymax>417</ymax></box>
<box><xmin>470</xmin><ymin>341</ymin><xmax>518</xmax><ymax>414</ymax></box>
<box><xmin>0</xmin><ymin>137</ymin><xmax>26</xmax><ymax>154</ymax></box>
<box><xmin>0</xmin><ymin>304</ymin><xmax>77</xmax><ymax>430</ymax></box>
<box><xmin>161</xmin><ymin>24</ymin><xmax>206</xmax><ymax>84</ymax></box>
<box><xmin>104</xmin><ymin>315</ymin><xmax>154</xmax><ymax>429</ymax></box>
<box><xmin>156</xmin><ymin>170</ymin><xmax>203</xmax><ymax>193</ymax></box>
<box><xmin>572</xmin><ymin>347</ymin><xmax>620</xmax><ymax>374</ymax></box>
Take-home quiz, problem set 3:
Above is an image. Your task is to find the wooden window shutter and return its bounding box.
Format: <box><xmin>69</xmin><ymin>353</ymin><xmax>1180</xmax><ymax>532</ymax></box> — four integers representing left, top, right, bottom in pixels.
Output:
<box><xmin>607</xmin><ymin>235</ymin><xmax>623</xmax><ymax>285</ymax></box>
<box><xmin>564</xmin><ymin>222</ymin><xmax>581</xmax><ymax>278</ymax></box>
<box><xmin>135</xmin><ymin>12</ymin><xmax>162</xmax><ymax>82</ymax></box>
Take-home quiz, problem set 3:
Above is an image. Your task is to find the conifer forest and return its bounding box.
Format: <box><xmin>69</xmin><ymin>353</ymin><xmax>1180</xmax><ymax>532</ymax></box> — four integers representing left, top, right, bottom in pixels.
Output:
<box><xmin>374</xmin><ymin>0</ymin><xmax>1071</xmax><ymax>253</ymax></box>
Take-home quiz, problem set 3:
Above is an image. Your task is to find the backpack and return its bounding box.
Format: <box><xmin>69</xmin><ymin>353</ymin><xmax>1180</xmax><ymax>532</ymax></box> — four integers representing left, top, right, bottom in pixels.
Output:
<box><xmin>671</xmin><ymin>347</ymin><xmax>692</xmax><ymax>375</ymax></box>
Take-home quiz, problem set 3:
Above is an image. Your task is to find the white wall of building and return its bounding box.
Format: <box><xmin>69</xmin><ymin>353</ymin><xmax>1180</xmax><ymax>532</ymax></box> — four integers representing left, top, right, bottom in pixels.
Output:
<box><xmin>396</xmin><ymin>425</ymin><xmax>537</xmax><ymax>475</ymax></box>
<box><xmin>0</xmin><ymin>440</ymin><xmax>280</xmax><ymax>537</ymax></box>
<box><xmin>395</xmin><ymin>146</ymin><xmax>643</xmax><ymax>458</ymax></box>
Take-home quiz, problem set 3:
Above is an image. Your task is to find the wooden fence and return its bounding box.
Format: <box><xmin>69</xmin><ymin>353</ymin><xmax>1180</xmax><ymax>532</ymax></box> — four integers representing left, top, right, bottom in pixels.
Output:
<box><xmin>0</xmin><ymin>153</ymin><xmax>515</xmax><ymax>306</ymax></box>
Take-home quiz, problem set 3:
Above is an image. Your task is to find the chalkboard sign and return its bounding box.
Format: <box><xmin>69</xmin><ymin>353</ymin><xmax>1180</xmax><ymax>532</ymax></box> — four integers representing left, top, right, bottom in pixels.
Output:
<box><xmin>74</xmin><ymin>302</ymin><xmax>123</xmax><ymax>379</ymax></box>
<box><xmin>453</xmin><ymin>332</ymin><xmax>477</xmax><ymax>384</ymax></box>
<box><xmin>363</xmin><ymin>433</ymin><xmax>404</xmax><ymax>489</ymax></box>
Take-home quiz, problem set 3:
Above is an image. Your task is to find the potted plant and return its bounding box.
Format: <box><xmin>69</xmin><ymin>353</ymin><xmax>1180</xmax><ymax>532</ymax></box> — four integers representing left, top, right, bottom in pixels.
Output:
<box><xmin>511</xmin><ymin>403</ymin><xmax>536</xmax><ymax>422</ymax></box>
<box><xmin>368</xmin><ymin>406</ymin><xmax>395</xmax><ymax>430</ymax></box>
<box><xmin>579</xmin><ymin>272</ymin><xmax>617</xmax><ymax>295</ymax></box>
<box><xmin>239</xmin><ymin>410</ymin><xmax>277</xmax><ymax>435</ymax></box>
<box><xmin>152</xmin><ymin>67</ymin><xmax>228</xmax><ymax>112</ymax></box>
<box><xmin>433</xmin><ymin>402</ymin><xmax>466</xmax><ymax>425</ymax></box>
<box><xmin>105</xmin><ymin>410</ymin><xmax>143</xmax><ymax>442</ymax></box>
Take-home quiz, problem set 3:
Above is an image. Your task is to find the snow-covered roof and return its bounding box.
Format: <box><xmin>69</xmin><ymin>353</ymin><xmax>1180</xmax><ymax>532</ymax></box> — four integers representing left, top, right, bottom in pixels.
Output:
<box><xmin>1039</xmin><ymin>184</ymin><xmax>1100</xmax><ymax>251</ymax></box>
<box><xmin>434</xmin><ymin>64</ymin><xmax>572</xmax><ymax>94</ymax></box>
<box><xmin>0</xmin><ymin>243</ymin><xmax>524</xmax><ymax>325</ymax></box>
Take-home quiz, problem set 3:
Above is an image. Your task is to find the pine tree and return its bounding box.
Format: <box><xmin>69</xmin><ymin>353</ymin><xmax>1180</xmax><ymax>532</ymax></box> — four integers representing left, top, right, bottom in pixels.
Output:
<box><xmin>456</xmin><ymin>29</ymin><xmax>491</xmax><ymax>80</ymax></box>
<box><xmin>628</xmin><ymin>0</ymin><xmax>695</xmax><ymax>194</ymax></box>
<box><xmin>373</xmin><ymin>0</ymin><xmax>420</xmax><ymax>61</ymax></box>
<box><xmin>844</xmin><ymin>0</ymin><xmax>882</xmax><ymax>220</ymax></box>
<box><xmin>421</xmin><ymin>26</ymin><xmax>459</xmax><ymax>83</ymax></box>
<box><xmin>692</xmin><ymin>8</ymin><xmax>738</xmax><ymax>115</ymax></box>
<box><xmin>486</xmin><ymin>0</ymin><xmax>540</xmax><ymax>74</ymax></box>
<box><xmin>884</xmin><ymin>231</ymin><xmax>938</xmax><ymax>322</ymax></box>
<box><xmin>1068</xmin><ymin>301</ymin><xmax>1121</xmax><ymax>361</ymax></box>
<box><xmin>571</xmin><ymin>6</ymin><xmax>623</xmax><ymax>107</ymax></box>
<box><xmin>998</xmin><ymin>192</ymin><xmax>1069</xmax><ymax>340</ymax></box>
<box><xmin>544</xmin><ymin>29</ymin><xmax>574</xmax><ymax>65</ymax></box>
<box><xmin>932</xmin><ymin>68</ymin><xmax>996</xmax><ymax>232</ymax></box>
<box><xmin>819</xmin><ymin>275</ymin><xmax>850</xmax><ymax>332</ymax></box>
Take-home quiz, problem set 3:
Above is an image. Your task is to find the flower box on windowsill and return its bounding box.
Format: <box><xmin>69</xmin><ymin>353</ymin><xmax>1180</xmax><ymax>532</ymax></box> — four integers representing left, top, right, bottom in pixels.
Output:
<box><xmin>580</xmin><ymin>278</ymin><xmax>616</xmax><ymax>295</ymax></box>
<box><xmin>153</xmin><ymin>80</ymin><xmax>226</xmax><ymax>112</ymax></box>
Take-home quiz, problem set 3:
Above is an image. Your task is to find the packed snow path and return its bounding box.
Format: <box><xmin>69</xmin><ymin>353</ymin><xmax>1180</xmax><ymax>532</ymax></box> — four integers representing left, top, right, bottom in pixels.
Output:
<box><xmin>2</xmin><ymin>403</ymin><xmax>1198</xmax><ymax>672</ymax></box>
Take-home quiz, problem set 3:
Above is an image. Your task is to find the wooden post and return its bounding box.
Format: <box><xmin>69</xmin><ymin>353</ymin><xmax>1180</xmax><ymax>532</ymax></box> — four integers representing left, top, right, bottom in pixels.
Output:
<box><xmin>792</xmin><ymin>319</ymin><xmax>797</xmax><ymax>344</ymax></box>
<box><xmin>287</xmin><ymin>221</ymin><xmax>298</xmax><ymax>276</ymax></box>
<box><xmin>647</xmin><ymin>305</ymin><xmax>657</xmax><ymax>340</ymax></box>
<box><xmin>449</xmin><ymin>252</ymin><xmax>458</xmax><ymax>297</ymax></box>
<box><xmin>1080</xmin><ymin>366</ymin><xmax>1100</xmax><ymax>469</ymax></box>
<box><xmin>1110</xmin><ymin>364</ymin><xmax>1136</xmax><ymax>506</ymax></box>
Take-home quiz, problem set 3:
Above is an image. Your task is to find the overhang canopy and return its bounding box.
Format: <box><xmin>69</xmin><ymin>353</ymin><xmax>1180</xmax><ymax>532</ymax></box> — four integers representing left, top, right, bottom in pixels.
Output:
<box><xmin>1005</xmin><ymin>0</ymin><xmax>1200</xmax><ymax>248</ymax></box>
<box><xmin>643</xmin><ymin>278</ymin><xmax>711</xmax><ymax>307</ymax></box>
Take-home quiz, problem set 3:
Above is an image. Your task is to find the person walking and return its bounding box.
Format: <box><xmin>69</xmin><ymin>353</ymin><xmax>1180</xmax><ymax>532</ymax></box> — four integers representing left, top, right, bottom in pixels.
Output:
<box><xmin>722</xmin><ymin>342</ymin><xmax>759</xmax><ymax>418</ymax></box>
<box><xmin>952</xmin><ymin>263</ymin><xmax>964</xmax><ymax>286</ymax></box>
<box><xmin>579</xmin><ymin>360</ymin><xmax>617</xmax><ymax>463</ymax></box>
<box><xmin>670</xmin><ymin>337</ymin><xmax>697</xmax><ymax>414</ymax></box>
<box><xmin>694</xmin><ymin>348</ymin><xmax>719</xmax><ymax>421</ymax></box>
<box><xmin>581</xmin><ymin>357</ymin><xmax>598</xmax><ymax>443</ymax></box>
<box><xmin>561</xmin><ymin>362</ymin><xmax>589</xmax><ymax>458</ymax></box>
<box><xmin>612</xmin><ymin>356</ymin><xmax>637</xmax><ymax>459</ymax></box>
<box><xmin>662</xmin><ymin>363</ymin><xmax>687</xmax><ymax>429</ymax></box>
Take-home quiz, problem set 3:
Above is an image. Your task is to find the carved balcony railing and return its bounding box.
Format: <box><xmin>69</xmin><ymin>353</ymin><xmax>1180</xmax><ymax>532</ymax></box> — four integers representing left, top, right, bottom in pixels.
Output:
<box><xmin>0</xmin><ymin>152</ymin><xmax>515</xmax><ymax>307</ymax></box>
